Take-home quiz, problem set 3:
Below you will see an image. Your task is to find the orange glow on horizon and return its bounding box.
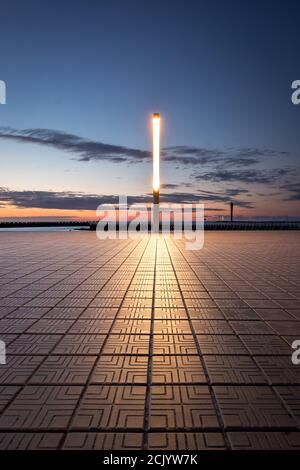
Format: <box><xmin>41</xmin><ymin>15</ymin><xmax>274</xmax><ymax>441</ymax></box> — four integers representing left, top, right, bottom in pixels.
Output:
<box><xmin>0</xmin><ymin>206</ymin><xmax>97</xmax><ymax>221</ymax></box>
<box><xmin>1</xmin><ymin>200</ymin><xmax>300</xmax><ymax>222</ymax></box>
<box><xmin>1</xmin><ymin>203</ymin><xmax>299</xmax><ymax>222</ymax></box>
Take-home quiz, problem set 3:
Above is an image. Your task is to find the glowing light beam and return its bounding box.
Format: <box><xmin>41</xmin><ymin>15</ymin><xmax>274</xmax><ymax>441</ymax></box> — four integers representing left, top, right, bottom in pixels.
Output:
<box><xmin>152</xmin><ymin>113</ymin><xmax>160</xmax><ymax>198</ymax></box>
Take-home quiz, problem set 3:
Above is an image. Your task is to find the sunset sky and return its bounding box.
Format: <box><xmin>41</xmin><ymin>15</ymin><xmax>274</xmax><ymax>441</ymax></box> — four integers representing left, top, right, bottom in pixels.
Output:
<box><xmin>0</xmin><ymin>0</ymin><xmax>300</xmax><ymax>221</ymax></box>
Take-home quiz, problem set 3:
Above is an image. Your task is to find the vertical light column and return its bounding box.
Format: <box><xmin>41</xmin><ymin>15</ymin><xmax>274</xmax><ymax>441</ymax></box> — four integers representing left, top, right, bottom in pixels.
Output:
<box><xmin>153</xmin><ymin>113</ymin><xmax>160</xmax><ymax>202</ymax></box>
<box><xmin>152</xmin><ymin>113</ymin><xmax>160</xmax><ymax>232</ymax></box>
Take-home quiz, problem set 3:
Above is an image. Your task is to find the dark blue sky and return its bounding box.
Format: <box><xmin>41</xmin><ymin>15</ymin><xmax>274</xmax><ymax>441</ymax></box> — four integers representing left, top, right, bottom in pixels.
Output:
<box><xmin>0</xmin><ymin>0</ymin><xmax>300</xmax><ymax>219</ymax></box>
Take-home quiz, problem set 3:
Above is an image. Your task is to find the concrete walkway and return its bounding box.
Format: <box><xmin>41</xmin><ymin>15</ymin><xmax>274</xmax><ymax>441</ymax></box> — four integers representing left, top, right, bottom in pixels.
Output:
<box><xmin>0</xmin><ymin>232</ymin><xmax>299</xmax><ymax>449</ymax></box>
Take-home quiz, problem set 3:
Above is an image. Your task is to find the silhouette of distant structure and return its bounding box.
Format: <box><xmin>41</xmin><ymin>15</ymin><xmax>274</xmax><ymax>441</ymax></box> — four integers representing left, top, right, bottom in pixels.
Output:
<box><xmin>230</xmin><ymin>202</ymin><xmax>234</xmax><ymax>222</ymax></box>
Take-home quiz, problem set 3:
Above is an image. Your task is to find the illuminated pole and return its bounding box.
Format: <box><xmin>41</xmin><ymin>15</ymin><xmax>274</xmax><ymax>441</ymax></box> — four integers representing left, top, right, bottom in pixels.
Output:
<box><xmin>230</xmin><ymin>201</ymin><xmax>234</xmax><ymax>222</ymax></box>
<box><xmin>152</xmin><ymin>113</ymin><xmax>160</xmax><ymax>232</ymax></box>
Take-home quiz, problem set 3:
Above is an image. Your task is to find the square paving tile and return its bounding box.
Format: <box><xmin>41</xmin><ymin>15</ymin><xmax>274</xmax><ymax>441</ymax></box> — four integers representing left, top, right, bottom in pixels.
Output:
<box><xmin>152</xmin><ymin>355</ymin><xmax>206</xmax><ymax>384</ymax></box>
<box><xmin>197</xmin><ymin>334</ymin><xmax>248</xmax><ymax>355</ymax></box>
<box><xmin>27</xmin><ymin>319</ymin><xmax>75</xmax><ymax>334</ymax></box>
<box><xmin>0</xmin><ymin>432</ymin><xmax>64</xmax><ymax>450</ymax></box>
<box><xmin>91</xmin><ymin>355</ymin><xmax>148</xmax><ymax>384</ymax></box>
<box><xmin>0</xmin><ymin>385</ymin><xmax>20</xmax><ymax>412</ymax></box>
<box><xmin>240</xmin><ymin>335</ymin><xmax>292</xmax><ymax>355</ymax></box>
<box><xmin>255</xmin><ymin>356</ymin><xmax>300</xmax><ymax>384</ymax></box>
<box><xmin>153</xmin><ymin>334</ymin><xmax>197</xmax><ymax>355</ymax></box>
<box><xmin>214</xmin><ymin>385</ymin><xmax>298</xmax><ymax>429</ymax></box>
<box><xmin>53</xmin><ymin>334</ymin><xmax>106</xmax><ymax>355</ymax></box>
<box><xmin>68</xmin><ymin>319</ymin><xmax>113</xmax><ymax>334</ymax></box>
<box><xmin>204</xmin><ymin>355</ymin><xmax>267</xmax><ymax>384</ymax></box>
<box><xmin>230</xmin><ymin>321</ymin><xmax>274</xmax><ymax>335</ymax></box>
<box><xmin>0</xmin><ymin>356</ymin><xmax>45</xmax><ymax>384</ymax></box>
<box><xmin>28</xmin><ymin>355</ymin><xmax>97</xmax><ymax>384</ymax></box>
<box><xmin>147</xmin><ymin>432</ymin><xmax>226</xmax><ymax>450</ymax></box>
<box><xmin>0</xmin><ymin>385</ymin><xmax>82</xmax><ymax>430</ymax></box>
<box><xmin>149</xmin><ymin>385</ymin><xmax>219</xmax><ymax>429</ymax></box>
<box><xmin>9</xmin><ymin>334</ymin><xmax>62</xmax><ymax>355</ymax></box>
<box><xmin>274</xmin><ymin>386</ymin><xmax>300</xmax><ymax>421</ymax></box>
<box><xmin>228</xmin><ymin>431</ymin><xmax>300</xmax><ymax>450</ymax></box>
<box><xmin>102</xmin><ymin>334</ymin><xmax>150</xmax><ymax>355</ymax></box>
<box><xmin>71</xmin><ymin>385</ymin><xmax>146</xmax><ymax>430</ymax></box>
<box><xmin>192</xmin><ymin>320</ymin><xmax>234</xmax><ymax>335</ymax></box>
<box><xmin>110</xmin><ymin>319</ymin><xmax>151</xmax><ymax>334</ymax></box>
<box><xmin>63</xmin><ymin>432</ymin><xmax>143</xmax><ymax>450</ymax></box>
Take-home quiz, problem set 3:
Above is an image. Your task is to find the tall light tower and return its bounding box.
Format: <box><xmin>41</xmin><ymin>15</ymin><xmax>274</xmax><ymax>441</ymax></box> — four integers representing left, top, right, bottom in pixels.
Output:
<box><xmin>230</xmin><ymin>201</ymin><xmax>234</xmax><ymax>222</ymax></box>
<box><xmin>152</xmin><ymin>113</ymin><xmax>160</xmax><ymax>232</ymax></box>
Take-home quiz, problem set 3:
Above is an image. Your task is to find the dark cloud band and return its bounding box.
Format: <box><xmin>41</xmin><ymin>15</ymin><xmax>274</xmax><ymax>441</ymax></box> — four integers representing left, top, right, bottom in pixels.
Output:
<box><xmin>0</xmin><ymin>188</ymin><xmax>253</xmax><ymax>210</ymax></box>
<box><xmin>0</xmin><ymin>127</ymin><xmax>288</xmax><ymax>168</ymax></box>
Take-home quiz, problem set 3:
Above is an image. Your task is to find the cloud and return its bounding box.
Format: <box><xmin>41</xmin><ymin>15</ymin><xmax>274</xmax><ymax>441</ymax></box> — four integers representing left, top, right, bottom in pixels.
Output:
<box><xmin>223</xmin><ymin>188</ymin><xmax>250</xmax><ymax>196</ymax></box>
<box><xmin>163</xmin><ymin>145</ymin><xmax>288</xmax><ymax>168</ymax></box>
<box><xmin>161</xmin><ymin>183</ymin><xmax>182</xmax><ymax>190</ymax></box>
<box><xmin>193</xmin><ymin>187</ymin><xmax>250</xmax><ymax>197</ymax></box>
<box><xmin>0</xmin><ymin>187</ymin><xmax>253</xmax><ymax>211</ymax></box>
<box><xmin>161</xmin><ymin>183</ymin><xmax>193</xmax><ymax>190</ymax></box>
<box><xmin>218</xmin><ymin>157</ymin><xmax>259</xmax><ymax>167</ymax></box>
<box><xmin>0</xmin><ymin>127</ymin><xmax>288</xmax><ymax>169</ymax></box>
<box><xmin>196</xmin><ymin>168</ymin><xmax>292</xmax><ymax>184</ymax></box>
<box><xmin>231</xmin><ymin>147</ymin><xmax>288</xmax><ymax>158</ymax></box>
<box><xmin>163</xmin><ymin>146</ymin><xmax>225</xmax><ymax>166</ymax></box>
<box><xmin>280</xmin><ymin>182</ymin><xmax>300</xmax><ymax>201</ymax></box>
<box><xmin>0</xmin><ymin>127</ymin><xmax>149</xmax><ymax>163</ymax></box>
<box><xmin>0</xmin><ymin>188</ymin><xmax>153</xmax><ymax>210</ymax></box>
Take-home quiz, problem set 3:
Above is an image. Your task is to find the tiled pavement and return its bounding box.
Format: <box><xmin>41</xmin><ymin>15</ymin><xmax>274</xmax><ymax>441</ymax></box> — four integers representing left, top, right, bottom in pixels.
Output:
<box><xmin>0</xmin><ymin>231</ymin><xmax>299</xmax><ymax>450</ymax></box>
